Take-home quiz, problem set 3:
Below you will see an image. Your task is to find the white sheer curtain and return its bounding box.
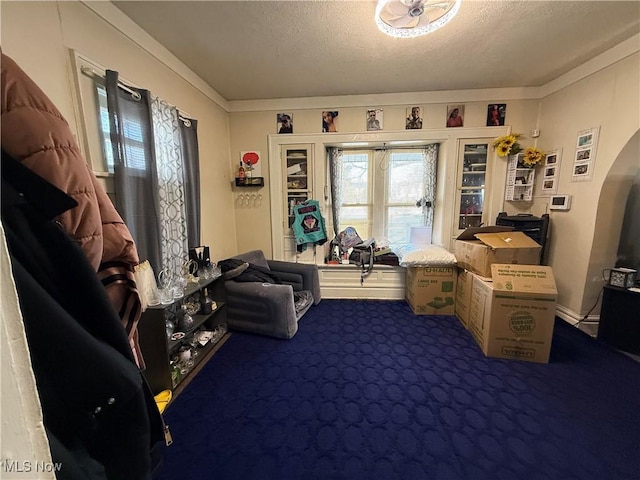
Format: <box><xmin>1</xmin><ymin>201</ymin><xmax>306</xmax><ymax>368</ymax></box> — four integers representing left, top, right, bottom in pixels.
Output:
<box><xmin>150</xmin><ymin>95</ymin><xmax>188</xmax><ymax>276</ymax></box>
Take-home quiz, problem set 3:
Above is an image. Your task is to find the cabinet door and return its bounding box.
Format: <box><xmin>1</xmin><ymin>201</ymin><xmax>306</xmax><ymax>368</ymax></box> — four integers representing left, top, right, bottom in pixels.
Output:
<box><xmin>455</xmin><ymin>141</ymin><xmax>492</xmax><ymax>233</ymax></box>
<box><xmin>281</xmin><ymin>144</ymin><xmax>315</xmax><ymax>260</ymax></box>
<box><xmin>284</xmin><ymin>145</ymin><xmax>313</xmax><ymax>230</ymax></box>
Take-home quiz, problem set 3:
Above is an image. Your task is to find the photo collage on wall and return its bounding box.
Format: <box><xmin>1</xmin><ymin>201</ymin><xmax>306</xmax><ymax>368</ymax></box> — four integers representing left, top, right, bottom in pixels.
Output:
<box><xmin>572</xmin><ymin>127</ymin><xmax>599</xmax><ymax>183</ymax></box>
<box><xmin>541</xmin><ymin>148</ymin><xmax>562</xmax><ymax>195</ymax></box>
<box><xmin>304</xmin><ymin>102</ymin><xmax>511</xmax><ymax>132</ymax></box>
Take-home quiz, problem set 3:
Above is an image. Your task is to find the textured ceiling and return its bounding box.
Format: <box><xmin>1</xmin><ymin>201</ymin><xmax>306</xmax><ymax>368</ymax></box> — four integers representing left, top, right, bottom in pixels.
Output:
<box><xmin>112</xmin><ymin>0</ymin><xmax>640</xmax><ymax>101</ymax></box>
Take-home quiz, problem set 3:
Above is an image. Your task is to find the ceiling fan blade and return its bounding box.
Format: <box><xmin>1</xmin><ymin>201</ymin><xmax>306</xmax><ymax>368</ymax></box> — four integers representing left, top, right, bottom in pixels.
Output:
<box><xmin>387</xmin><ymin>14</ymin><xmax>421</xmax><ymax>28</ymax></box>
<box><xmin>384</xmin><ymin>0</ymin><xmax>412</xmax><ymax>17</ymax></box>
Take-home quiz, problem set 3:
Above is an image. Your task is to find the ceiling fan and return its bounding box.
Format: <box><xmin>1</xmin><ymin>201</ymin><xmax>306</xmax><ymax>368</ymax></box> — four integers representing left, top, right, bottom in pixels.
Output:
<box><xmin>375</xmin><ymin>0</ymin><xmax>461</xmax><ymax>38</ymax></box>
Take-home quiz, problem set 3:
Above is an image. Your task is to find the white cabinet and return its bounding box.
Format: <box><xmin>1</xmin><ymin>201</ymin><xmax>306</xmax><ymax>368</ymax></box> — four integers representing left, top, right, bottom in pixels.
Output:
<box><xmin>505</xmin><ymin>153</ymin><xmax>535</xmax><ymax>202</ymax></box>
<box><xmin>454</xmin><ymin>141</ymin><xmax>493</xmax><ymax>234</ymax></box>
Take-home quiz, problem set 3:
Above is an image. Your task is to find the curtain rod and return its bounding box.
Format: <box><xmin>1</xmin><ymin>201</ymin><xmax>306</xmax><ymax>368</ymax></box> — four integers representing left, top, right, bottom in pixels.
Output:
<box><xmin>80</xmin><ymin>66</ymin><xmax>193</xmax><ymax>125</ymax></box>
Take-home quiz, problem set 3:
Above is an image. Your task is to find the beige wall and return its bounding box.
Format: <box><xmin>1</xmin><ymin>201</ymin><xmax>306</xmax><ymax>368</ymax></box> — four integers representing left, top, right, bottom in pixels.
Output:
<box><xmin>536</xmin><ymin>53</ymin><xmax>640</xmax><ymax>317</ymax></box>
<box><xmin>1</xmin><ymin>1</ymin><xmax>237</xmax><ymax>263</ymax></box>
<box><xmin>229</xmin><ymin>100</ymin><xmax>540</xmax><ymax>256</ymax></box>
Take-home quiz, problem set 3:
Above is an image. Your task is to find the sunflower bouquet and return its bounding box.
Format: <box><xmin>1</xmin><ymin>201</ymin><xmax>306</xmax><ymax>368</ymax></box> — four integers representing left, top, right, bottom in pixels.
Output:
<box><xmin>521</xmin><ymin>147</ymin><xmax>546</xmax><ymax>167</ymax></box>
<box><xmin>493</xmin><ymin>134</ymin><xmax>546</xmax><ymax>167</ymax></box>
<box><xmin>493</xmin><ymin>134</ymin><xmax>523</xmax><ymax>157</ymax></box>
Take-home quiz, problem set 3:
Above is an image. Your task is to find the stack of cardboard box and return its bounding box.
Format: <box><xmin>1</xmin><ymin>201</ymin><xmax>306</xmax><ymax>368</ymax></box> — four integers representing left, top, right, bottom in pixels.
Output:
<box><xmin>453</xmin><ymin>227</ymin><xmax>558</xmax><ymax>363</ymax></box>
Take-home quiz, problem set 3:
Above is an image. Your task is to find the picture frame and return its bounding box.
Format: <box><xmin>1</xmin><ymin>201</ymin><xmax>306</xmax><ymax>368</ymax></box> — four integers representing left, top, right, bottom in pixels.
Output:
<box><xmin>405</xmin><ymin>106</ymin><xmax>423</xmax><ymax>130</ymax></box>
<box><xmin>573</xmin><ymin>162</ymin><xmax>590</xmax><ymax>177</ymax></box>
<box><xmin>366</xmin><ymin>108</ymin><xmax>383</xmax><ymax>131</ymax></box>
<box><xmin>540</xmin><ymin>148</ymin><xmax>561</xmax><ymax>195</ymax></box>
<box><xmin>572</xmin><ymin>127</ymin><xmax>599</xmax><ymax>183</ymax></box>
<box><xmin>276</xmin><ymin>113</ymin><xmax>293</xmax><ymax>134</ymax></box>
<box><xmin>486</xmin><ymin>103</ymin><xmax>506</xmax><ymax>126</ymax></box>
<box><xmin>542</xmin><ymin>179</ymin><xmax>556</xmax><ymax>193</ymax></box>
<box><xmin>322</xmin><ymin>111</ymin><xmax>339</xmax><ymax>133</ymax></box>
<box><xmin>446</xmin><ymin>104</ymin><xmax>465</xmax><ymax>128</ymax></box>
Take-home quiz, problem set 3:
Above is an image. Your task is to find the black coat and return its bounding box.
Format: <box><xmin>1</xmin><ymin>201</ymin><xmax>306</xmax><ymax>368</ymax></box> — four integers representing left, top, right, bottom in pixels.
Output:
<box><xmin>1</xmin><ymin>154</ymin><xmax>163</xmax><ymax>479</ymax></box>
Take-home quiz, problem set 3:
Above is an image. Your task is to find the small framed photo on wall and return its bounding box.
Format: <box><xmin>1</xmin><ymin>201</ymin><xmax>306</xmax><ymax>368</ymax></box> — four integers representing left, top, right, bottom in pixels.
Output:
<box><xmin>277</xmin><ymin>113</ymin><xmax>293</xmax><ymax>134</ymax></box>
<box><xmin>486</xmin><ymin>103</ymin><xmax>506</xmax><ymax>126</ymax></box>
<box><xmin>406</xmin><ymin>106</ymin><xmax>423</xmax><ymax>129</ymax></box>
<box><xmin>366</xmin><ymin>108</ymin><xmax>383</xmax><ymax>131</ymax></box>
<box><xmin>446</xmin><ymin>105</ymin><xmax>464</xmax><ymax>127</ymax></box>
<box><xmin>322</xmin><ymin>111</ymin><xmax>339</xmax><ymax>132</ymax></box>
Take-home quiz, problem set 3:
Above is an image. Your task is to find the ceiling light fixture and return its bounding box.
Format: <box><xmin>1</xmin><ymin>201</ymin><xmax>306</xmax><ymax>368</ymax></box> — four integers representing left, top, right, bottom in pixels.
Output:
<box><xmin>375</xmin><ymin>0</ymin><xmax>461</xmax><ymax>39</ymax></box>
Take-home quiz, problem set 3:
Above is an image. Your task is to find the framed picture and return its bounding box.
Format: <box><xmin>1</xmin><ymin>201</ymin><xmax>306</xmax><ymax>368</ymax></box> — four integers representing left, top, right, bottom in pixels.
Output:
<box><xmin>577</xmin><ymin>131</ymin><xmax>594</xmax><ymax>148</ymax></box>
<box><xmin>406</xmin><ymin>106</ymin><xmax>423</xmax><ymax>129</ymax></box>
<box><xmin>486</xmin><ymin>103</ymin><xmax>506</xmax><ymax>126</ymax></box>
<box><xmin>446</xmin><ymin>104</ymin><xmax>464</xmax><ymax>127</ymax></box>
<box><xmin>572</xmin><ymin>127</ymin><xmax>598</xmax><ymax>183</ymax></box>
<box><xmin>240</xmin><ymin>151</ymin><xmax>262</xmax><ymax>177</ymax></box>
<box><xmin>573</xmin><ymin>162</ymin><xmax>590</xmax><ymax>177</ymax></box>
<box><xmin>322</xmin><ymin>111</ymin><xmax>339</xmax><ymax>132</ymax></box>
<box><xmin>575</xmin><ymin>148</ymin><xmax>592</xmax><ymax>162</ymax></box>
<box><xmin>366</xmin><ymin>108</ymin><xmax>383</xmax><ymax>131</ymax></box>
<box><xmin>542</xmin><ymin>179</ymin><xmax>556</xmax><ymax>193</ymax></box>
<box><xmin>276</xmin><ymin>113</ymin><xmax>293</xmax><ymax>134</ymax></box>
<box><xmin>539</xmin><ymin>148</ymin><xmax>561</xmax><ymax>195</ymax></box>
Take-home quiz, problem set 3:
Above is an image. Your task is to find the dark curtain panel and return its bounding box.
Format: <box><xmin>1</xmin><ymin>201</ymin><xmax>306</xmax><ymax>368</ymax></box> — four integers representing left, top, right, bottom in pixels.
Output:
<box><xmin>179</xmin><ymin>117</ymin><xmax>201</xmax><ymax>248</ymax></box>
<box><xmin>327</xmin><ymin>147</ymin><xmax>343</xmax><ymax>237</ymax></box>
<box><xmin>105</xmin><ymin>70</ymin><xmax>162</xmax><ymax>271</ymax></box>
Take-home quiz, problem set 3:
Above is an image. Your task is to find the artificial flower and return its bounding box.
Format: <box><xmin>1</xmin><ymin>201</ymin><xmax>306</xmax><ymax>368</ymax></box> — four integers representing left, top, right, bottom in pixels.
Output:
<box><xmin>522</xmin><ymin>147</ymin><xmax>546</xmax><ymax>167</ymax></box>
<box><xmin>493</xmin><ymin>134</ymin><xmax>523</xmax><ymax>157</ymax></box>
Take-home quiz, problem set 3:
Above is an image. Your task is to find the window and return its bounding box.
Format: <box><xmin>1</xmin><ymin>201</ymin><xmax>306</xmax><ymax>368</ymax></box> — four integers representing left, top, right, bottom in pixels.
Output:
<box><xmin>338</xmin><ymin>147</ymin><xmax>437</xmax><ymax>245</ymax></box>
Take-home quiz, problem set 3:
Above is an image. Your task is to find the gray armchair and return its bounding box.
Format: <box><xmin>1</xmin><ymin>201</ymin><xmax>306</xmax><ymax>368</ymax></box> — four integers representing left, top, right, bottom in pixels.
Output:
<box><xmin>221</xmin><ymin>250</ymin><xmax>321</xmax><ymax>339</ymax></box>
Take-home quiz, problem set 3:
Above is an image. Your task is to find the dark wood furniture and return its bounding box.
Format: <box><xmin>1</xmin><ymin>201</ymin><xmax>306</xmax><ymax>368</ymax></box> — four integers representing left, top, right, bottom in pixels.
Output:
<box><xmin>598</xmin><ymin>285</ymin><xmax>640</xmax><ymax>355</ymax></box>
<box><xmin>138</xmin><ymin>274</ymin><xmax>228</xmax><ymax>399</ymax></box>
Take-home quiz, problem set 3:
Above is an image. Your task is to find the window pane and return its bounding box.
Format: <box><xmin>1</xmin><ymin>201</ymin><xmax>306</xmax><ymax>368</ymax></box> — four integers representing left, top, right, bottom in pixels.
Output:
<box><xmin>341</xmin><ymin>206</ymin><xmax>371</xmax><ymax>239</ymax></box>
<box><xmin>388</xmin><ymin>152</ymin><xmax>424</xmax><ymax>203</ymax></box>
<box><xmin>342</xmin><ymin>153</ymin><xmax>369</xmax><ymax>204</ymax></box>
<box><xmin>386</xmin><ymin>206</ymin><xmax>424</xmax><ymax>245</ymax></box>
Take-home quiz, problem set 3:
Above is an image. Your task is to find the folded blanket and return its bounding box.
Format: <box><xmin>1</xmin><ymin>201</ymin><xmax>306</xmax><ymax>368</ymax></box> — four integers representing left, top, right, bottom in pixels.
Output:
<box><xmin>218</xmin><ymin>258</ymin><xmax>282</xmax><ymax>284</ymax></box>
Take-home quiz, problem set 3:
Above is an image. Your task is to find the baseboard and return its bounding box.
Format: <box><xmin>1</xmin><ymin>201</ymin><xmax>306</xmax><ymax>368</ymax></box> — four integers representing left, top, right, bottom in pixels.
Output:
<box><xmin>321</xmin><ymin>285</ymin><xmax>405</xmax><ymax>300</ymax></box>
<box><xmin>555</xmin><ymin>304</ymin><xmax>600</xmax><ymax>326</ymax></box>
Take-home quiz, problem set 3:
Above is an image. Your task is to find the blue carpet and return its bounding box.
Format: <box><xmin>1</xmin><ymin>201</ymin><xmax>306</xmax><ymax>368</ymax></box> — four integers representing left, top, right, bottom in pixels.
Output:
<box><xmin>156</xmin><ymin>300</ymin><xmax>640</xmax><ymax>480</ymax></box>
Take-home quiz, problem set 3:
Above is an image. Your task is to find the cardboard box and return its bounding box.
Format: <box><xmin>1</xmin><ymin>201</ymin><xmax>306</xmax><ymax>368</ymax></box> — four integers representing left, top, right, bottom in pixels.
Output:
<box><xmin>454</xmin><ymin>227</ymin><xmax>541</xmax><ymax>277</ymax></box>
<box><xmin>454</xmin><ymin>267</ymin><xmax>474</xmax><ymax>328</ymax></box>
<box><xmin>405</xmin><ymin>266</ymin><xmax>457</xmax><ymax>315</ymax></box>
<box><xmin>467</xmin><ymin>264</ymin><xmax>558</xmax><ymax>363</ymax></box>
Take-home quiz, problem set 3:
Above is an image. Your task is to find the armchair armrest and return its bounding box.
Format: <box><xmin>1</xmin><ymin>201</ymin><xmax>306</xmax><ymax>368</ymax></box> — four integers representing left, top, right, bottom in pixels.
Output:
<box><xmin>267</xmin><ymin>260</ymin><xmax>321</xmax><ymax>304</ymax></box>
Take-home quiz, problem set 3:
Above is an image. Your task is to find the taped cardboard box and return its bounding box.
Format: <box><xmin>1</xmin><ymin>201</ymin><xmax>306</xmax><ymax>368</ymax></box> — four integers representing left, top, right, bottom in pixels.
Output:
<box><xmin>467</xmin><ymin>264</ymin><xmax>558</xmax><ymax>363</ymax></box>
<box><xmin>454</xmin><ymin>227</ymin><xmax>541</xmax><ymax>277</ymax></box>
<box><xmin>454</xmin><ymin>267</ymin><xmax>474</xmax><ymax>328</ymax></box>
<box><xmin>405</xmin><ymin>266</ymin><xmax>457</xmax><ymax>315</ymax></box>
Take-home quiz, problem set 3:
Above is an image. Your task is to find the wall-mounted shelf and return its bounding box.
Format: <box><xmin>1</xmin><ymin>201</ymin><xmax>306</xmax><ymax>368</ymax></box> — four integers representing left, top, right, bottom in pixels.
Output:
<box><xmin>235</xmin><ymin>177</ymin><xmax>264</xmax><ymax>187</ymax></box>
